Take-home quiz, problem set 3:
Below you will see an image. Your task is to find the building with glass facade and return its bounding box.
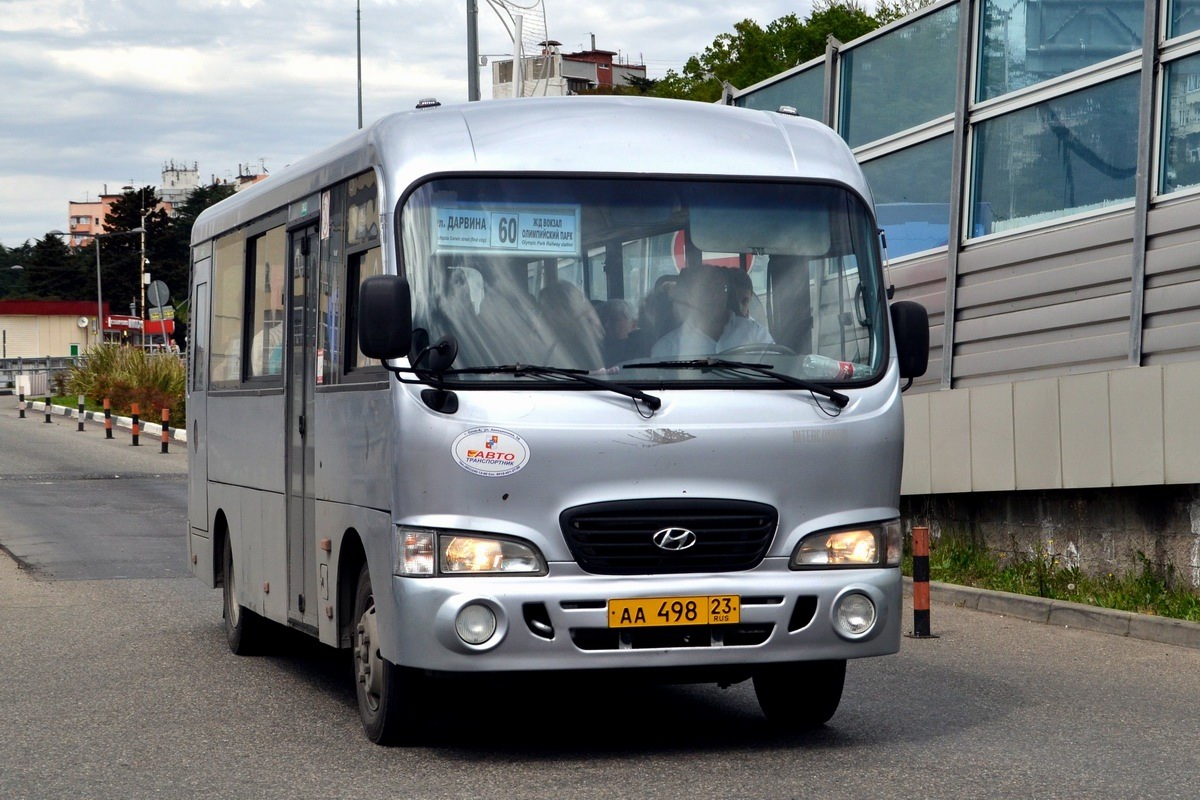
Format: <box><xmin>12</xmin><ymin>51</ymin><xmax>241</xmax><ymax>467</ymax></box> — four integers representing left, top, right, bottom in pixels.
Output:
<box><xmin>731</xmin><ymin>0</ymin><xmax>1200</xmax><ymax>581</ymax></box>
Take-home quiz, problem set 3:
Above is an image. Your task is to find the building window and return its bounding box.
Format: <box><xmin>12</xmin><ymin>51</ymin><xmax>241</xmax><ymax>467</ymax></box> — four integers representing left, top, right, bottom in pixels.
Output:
<box><xmin>970</xmin><ymin>73</ymin><xmax>1139</xmax><ymax>237</ymax></box>
<box><xmin>1168</xmin><ymin>0</ymin><xmax>1200</xmax><ymax>38</ymax></box>
<box><xmin>1161</xmin><ymin>52</ymin><xmax>1200</xmax><ymax>195</ymax></box>
<box><xmin>737</xmin><ymin>66</ymin><xmax>824</xmax><ymax>122</ymax></box>
<box><xmin>977</xmin><ymin>0</ymin><xmax>1142</xmax><ymax>103</ymax></box>
<box><xmin>839</xmin><ymin>2</ymin><xmax>960</xmax><ymax>148</ymax></box>
<box><xmin>862</xmin><ymin>135</ymin><xmax>956</xmax><ymax>257</ymax></box>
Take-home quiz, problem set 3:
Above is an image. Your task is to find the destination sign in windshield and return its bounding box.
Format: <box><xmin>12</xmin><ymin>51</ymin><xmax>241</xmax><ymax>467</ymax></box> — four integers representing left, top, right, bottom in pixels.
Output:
<box><xmin>435</xmin><ymin>204</ymin><xmax>580</xmax><ymax>256</ymax></box>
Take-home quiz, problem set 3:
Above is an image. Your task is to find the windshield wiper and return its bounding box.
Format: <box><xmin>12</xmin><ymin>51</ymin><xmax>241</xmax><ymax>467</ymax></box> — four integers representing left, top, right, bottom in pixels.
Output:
<box><xmin>447</xmin><ymin>363</ymin><xmax>662</xmax><ymax>411</ymax></box>
<box><xmin>624</xmin><ymin>358</ymin><xmax>848</xmax><ymax>408</ymax></box>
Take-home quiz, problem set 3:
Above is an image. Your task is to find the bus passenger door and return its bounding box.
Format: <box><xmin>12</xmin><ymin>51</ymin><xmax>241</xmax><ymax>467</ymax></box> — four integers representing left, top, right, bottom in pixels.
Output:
<box><xmin>285</xmin><ymin>224</ymin><xmax>319</xmax><ymax>629</ymax></box>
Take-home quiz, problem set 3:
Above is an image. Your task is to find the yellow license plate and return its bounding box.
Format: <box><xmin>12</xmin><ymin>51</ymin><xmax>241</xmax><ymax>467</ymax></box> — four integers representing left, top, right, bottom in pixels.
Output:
<box><xmin>608</xmin><ymin>595</ymin><xmax>740</xmax><ymax>628</ymax></box>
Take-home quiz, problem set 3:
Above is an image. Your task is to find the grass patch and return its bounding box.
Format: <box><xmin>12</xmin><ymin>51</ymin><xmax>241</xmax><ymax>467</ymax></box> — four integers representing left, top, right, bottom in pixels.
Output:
<box><xmin>62</xmin><ymin>345</ymin><xmax>185</xmax><ymax>422</ymax></box>
<box><xmin>904</xmin><ymin>534</ymin><xmax>1200</xmax><ymax>623</ymax></box>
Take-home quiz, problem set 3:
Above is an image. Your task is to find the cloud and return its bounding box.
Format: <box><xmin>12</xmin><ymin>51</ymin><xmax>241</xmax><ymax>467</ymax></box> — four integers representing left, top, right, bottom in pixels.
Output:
<box><xmin>1</xmin><ymin>0</ymin><xmax>819</xmax><ymax>247</ymax></box>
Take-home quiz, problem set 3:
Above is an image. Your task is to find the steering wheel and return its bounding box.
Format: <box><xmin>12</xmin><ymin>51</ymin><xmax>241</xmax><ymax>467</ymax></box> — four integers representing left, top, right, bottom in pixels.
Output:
<box><xmin>718</xmin><ymin>343</ymin><xmax>796</xmax><ymax>357</ymax></box>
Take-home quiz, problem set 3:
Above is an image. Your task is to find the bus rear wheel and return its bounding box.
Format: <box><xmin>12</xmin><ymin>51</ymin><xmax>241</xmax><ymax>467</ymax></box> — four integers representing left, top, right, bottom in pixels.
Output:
<box><xmin>353</xmin><ymin>564</ymin><xmax>429</xmax><ymax>745</ymax></box>
<box><xmin>752</xmin><ymin>659</ymin><xmax>846</xmax><ymax>729</ymax></box>
<box><xmin>222</xmin><ymin>535</ymin><xmax>267</xmax><ymax>655</ymax></box>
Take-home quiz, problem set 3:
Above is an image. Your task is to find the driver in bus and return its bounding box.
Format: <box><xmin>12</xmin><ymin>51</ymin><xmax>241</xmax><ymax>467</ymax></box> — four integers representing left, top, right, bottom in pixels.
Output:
<box><xmin>651</xmin><ymin>264</ymin><xmax>773</xmax><ymax>357</ymax></box>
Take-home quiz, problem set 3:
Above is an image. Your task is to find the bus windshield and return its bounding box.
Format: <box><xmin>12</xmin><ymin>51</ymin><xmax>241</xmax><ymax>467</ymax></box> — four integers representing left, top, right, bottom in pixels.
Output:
<box><xmin>398</xmin><ymin>176</ymin><xmax>887</xmax><ymax>385</ymax></box>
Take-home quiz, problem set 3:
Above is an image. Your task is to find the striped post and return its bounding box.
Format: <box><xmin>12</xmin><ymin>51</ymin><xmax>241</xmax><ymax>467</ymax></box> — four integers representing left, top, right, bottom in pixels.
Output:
<box><xmin>161</xmin><ymin>408</ymin><xmax>169</xmax><ymax>454</ymax></box>
<box><xmin>909</xmin><ymin>525</ymin><xmax>937</xmax><ymax>639</ymax></box>
<box><xmin>18</xmin><ymin>390</ymin><xmax>24</xmax><ymax>418</ymax></box>
<box><xmin>131</xmin><ymin>402</ymin><xmax>140</xmax><ymax>447</ymax></box>
<box><xmin>44</xmin><ymin>396</ymin><xmax>52</xmax><ymax>423</ymax></box>
<box><xmin>104</xmin><ymin>398</ymin><xmax>113</xmax><ymax>439</ymax></box>
<box><xmin>77</xmin><ymin>394</ymin><xmax>85</xmax><ymax>432</ymax></box>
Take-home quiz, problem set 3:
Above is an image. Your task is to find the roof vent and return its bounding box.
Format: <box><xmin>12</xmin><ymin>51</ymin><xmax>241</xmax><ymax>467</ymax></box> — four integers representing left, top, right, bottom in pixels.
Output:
<box><xmin>415</xmin><ymin>98</ymin><xmax>442</xmax><ymax>110</ymax></box>
<box><xmin>777</xmin><ymin>105</ymin><xmax>799</xmax><ymax>116</ymax></box>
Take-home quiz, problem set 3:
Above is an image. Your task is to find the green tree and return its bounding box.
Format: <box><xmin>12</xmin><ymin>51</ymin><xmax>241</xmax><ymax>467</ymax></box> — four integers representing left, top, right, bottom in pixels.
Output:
<box><xmin>18</xmin><ymin>234</ymin><xmax>91</xmax><ymax>301</ymax></box>
<box><xmin>651</xmin><ymin>0</ymin><xmax>934</xmax><ymax>102</ymax></box>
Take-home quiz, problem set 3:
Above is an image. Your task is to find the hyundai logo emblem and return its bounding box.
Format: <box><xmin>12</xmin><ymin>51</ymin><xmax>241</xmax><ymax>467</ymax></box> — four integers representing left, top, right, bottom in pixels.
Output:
<box><xmin>652</xmin><ymin>527</ymin><xmax>697</xmax><ymax>551</ymax></box>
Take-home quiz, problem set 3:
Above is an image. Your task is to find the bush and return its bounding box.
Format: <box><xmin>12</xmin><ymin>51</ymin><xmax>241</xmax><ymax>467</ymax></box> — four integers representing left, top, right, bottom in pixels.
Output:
<box><xmin>67</xmin><ymin>345</ymin><xmax>185</xmax><ymax>422</ymax></box>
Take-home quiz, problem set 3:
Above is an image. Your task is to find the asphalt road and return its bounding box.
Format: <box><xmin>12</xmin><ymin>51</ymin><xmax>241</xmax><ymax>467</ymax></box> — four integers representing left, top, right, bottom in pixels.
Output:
<box><xmin>2</xmin><ymin>398</ymin><xmax>1199</xmax><ymax>799</ymax></box>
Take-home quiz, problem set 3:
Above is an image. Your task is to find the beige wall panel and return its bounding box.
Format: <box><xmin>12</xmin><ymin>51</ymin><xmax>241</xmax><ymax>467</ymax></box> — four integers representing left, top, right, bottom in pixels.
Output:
<box><xmin>901</xmin><ymin>392</ymin><xmax>931</xmax><ymax>495</ymax></box>
<box><xmin>956</xmin><ymin>255</ymin><xmax>1131</xmax><ymax>312</ymax></box>
<box><xmin>929</xmin><ymin>388</ymin><xmax>971</xmax><ymax>493</ymax></box>
<box><xmin>1145</xmin><ymin>196</ymin><xmax>1200</xmax><ymax>239</ymax></box>
<box><xmin>969</xmin><ymin>382</ymin><xmax>1015</xmax><ymax>491</ymax></box>
<box><xmin>1059</xmin><ymin>372</ymin><xmax>1112</xmax><ymax>488</ymax></box>
<box><xmin>1143</xmin><ymin>321</ymin><xmax>1200</xmax><ymax>361</ymax></box>
<box><xmin>1164</xmin><ymin>362</ymin><xmax>1200</xmax><ymax>483</ymax></box>
<box><xmin>957</xmin><ymin>212</ymin><xmax>1132</xmax><ymax>274</ymax></box>
<box><xmin>1108</xmin><ymin>366</ymin><xmax>1164</xmax><ymax>486</ymax></box>
<box><xmin>953</xmin><ymin>331</ymin><xmax>1127</xmax><ymax>379</ymax></box>
<box><xmin>1013</xmin><ymin>377</ymin><xmax>1062</xmax><ymax>490</ymax></box>
<box><xmin>0</xmin><ymin>317</ymin><xmax>39</xmax><ymax>358</ymax></box>
<box><xmin>954</xmin><ymin>294</ymin><xmax>1127</xmax><ymax>344</ymax></box>
<box><xmin>1143</xmin><ymin>280</ymin><xmax>1200</xmax><ymax>312</ymax></box>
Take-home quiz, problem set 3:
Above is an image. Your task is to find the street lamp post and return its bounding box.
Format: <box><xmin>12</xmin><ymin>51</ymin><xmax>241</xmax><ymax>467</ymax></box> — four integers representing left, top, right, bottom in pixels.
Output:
<box><xmin>48</xmin><ymin>228</ymin><xmax>144</xmax><ymax>346</ymax></box>
<box><xmin>122</xmin><ymin>186</ymin><xmax>149</xmax><ymax>346</ymax></box>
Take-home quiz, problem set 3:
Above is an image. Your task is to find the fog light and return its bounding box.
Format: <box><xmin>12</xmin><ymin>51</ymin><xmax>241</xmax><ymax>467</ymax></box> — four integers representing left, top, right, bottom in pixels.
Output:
<box><xmin>834</xmin><ymin>593</ymin><xmax>876</xmax><ymax>636</ymax></box>
<box><xmin>455</xmin><ymin>603</ymin><xmax>498</xmax><ymax>645</ymax></box>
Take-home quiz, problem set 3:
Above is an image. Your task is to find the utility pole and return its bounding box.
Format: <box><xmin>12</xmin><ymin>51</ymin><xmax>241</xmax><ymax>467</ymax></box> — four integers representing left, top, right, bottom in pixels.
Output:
<box><xmin>357</xmin><ymin>0</ymin><xmax>364</xmax><ymax>128</ymax></box>
<box><xmin>467</xmin><ymin>0</ymin><xmax>480</xmax><ymax>102</ymax></box>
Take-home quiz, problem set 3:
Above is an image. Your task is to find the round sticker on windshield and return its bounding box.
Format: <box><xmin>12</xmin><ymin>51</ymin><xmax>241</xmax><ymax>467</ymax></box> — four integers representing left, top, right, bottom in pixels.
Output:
<box><xmin>452</xmin><ymin>427</ymin><xmax>530</xmax><ymax>477</ymax></box>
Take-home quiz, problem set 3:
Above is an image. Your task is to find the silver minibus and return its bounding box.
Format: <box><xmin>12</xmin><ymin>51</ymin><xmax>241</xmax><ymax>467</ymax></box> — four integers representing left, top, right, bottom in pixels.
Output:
<box><xmin>187</xmin><ymin>95</ymin><xmax>929</xmax><ymax>744</ymax></box>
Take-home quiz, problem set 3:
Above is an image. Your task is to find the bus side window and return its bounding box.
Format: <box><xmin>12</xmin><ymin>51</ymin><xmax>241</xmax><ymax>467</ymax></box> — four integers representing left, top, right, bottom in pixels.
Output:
<box><xmin>210</xmin><ymin>234</ymin><xmax>245</xmax><ymax>386</ymax></box>
<box><xmin>346</xmin><ymin>247</ymin><xmax>384</xmax><ymax>372</ymax></box>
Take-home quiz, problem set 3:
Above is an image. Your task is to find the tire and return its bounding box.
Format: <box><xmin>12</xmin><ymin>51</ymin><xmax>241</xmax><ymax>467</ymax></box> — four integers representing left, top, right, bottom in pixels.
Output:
<box><xmin>353</xmin><ymin>563</ymin><xmax>429</xmax><ymax>745</ymax></box>
<box><xmin>752</xmin><ymin>659</ymin><xmax>847</xmax><ymax>729</ymax></box>
<box><xmin>222</xmin><ymin>534</ymin><xmax>267</xmax><ymax>655</ymax></box>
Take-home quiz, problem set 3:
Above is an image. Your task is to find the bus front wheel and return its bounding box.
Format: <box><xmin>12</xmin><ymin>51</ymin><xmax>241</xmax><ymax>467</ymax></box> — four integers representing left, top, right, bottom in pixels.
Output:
<box><xmin>752</xmin><ymin>659</ymin><xmax>846</xmax><ymax>729</ymax></box>
<box><xmin>353</xmin><ymin>563</ymin><xmax>427</xmax><ymax>745</ymax></box>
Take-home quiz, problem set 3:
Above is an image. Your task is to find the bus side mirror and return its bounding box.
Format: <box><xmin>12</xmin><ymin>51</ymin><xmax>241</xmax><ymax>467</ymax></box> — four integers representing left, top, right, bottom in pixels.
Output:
<box><xmin>359</xmin><ymin>274</ymin><xmax>413</xmax><ymax>360</ymax></box>
<box><xmin>890</xmin><ymin>300</ymin><xmax>929</xmax><ymax>380</ymax></box>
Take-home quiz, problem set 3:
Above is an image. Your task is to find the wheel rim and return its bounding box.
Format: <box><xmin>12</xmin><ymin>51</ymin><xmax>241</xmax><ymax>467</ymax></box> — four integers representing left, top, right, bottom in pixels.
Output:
<box><xmin>355</xmin><ymin>596</ymin><xmax>384</xmax><ymax>713</ymax></box>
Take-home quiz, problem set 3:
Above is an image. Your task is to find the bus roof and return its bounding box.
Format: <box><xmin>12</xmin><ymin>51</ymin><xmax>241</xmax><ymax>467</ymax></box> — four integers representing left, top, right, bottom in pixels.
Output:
<box><xmin>192</xmin><ymin>95</ymin><xmax>873</xmax><ymax>245</ymax></box>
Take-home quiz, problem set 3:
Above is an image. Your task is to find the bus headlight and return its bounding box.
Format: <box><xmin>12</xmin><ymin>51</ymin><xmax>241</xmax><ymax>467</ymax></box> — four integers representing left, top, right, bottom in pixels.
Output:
<box><xmin>834</xmin><ymin>592</ymin><xmax>877</xmax><ymax>636</ymax></box>
<box><xmin>454</xmin><ymin>602</ymin><xmax>498</xmax><ymax>644</ymax></box>
<box><xmin>395</xmin><ymin>527</ymin><xmax>547</xmax><ymax>576</ymax></box>
<box><xmin>791</xmin><ymin>520</ymin><xmax>901</xmax><ymax>568</ymax></box>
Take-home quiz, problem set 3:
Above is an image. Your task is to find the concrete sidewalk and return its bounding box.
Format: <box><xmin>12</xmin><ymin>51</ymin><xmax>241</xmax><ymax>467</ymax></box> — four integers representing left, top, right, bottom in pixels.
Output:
<box><xmin>913</xmin><ymin>577</ymin><xmax>1200</xmax><ymax>651</ymax></box>
<box><xmin>18</xmin><ymin>398</ymin><xmax>187</xmax><ymax>443</ymax></box>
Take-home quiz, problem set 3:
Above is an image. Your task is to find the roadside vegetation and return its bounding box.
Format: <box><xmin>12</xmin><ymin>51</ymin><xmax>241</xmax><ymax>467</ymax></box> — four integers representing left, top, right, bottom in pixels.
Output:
<box><xmin>61</xmin><ymin>345</ymin><xmax>185</xmax><ymax>423</ymax></box>
<box><xmin>905</xmin><ymin>532</ymin><xmax>1200</xmax><ymax>623</ymax></box>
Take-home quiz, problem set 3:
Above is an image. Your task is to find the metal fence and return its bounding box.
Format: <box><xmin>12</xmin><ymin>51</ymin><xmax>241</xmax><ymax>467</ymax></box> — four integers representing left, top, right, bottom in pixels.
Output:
<box><xmin>0</xmin><ymin>356</ymin><xmax>76</xmax><ymax>396</ymax></box>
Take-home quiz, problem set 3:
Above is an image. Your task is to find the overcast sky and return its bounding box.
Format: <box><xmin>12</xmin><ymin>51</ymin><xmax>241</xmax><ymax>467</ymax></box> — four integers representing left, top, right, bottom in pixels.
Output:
<box><xmin>0</xmin><ymin>0</ymin><xmax>839</xmax><ymax>248</ymax></box>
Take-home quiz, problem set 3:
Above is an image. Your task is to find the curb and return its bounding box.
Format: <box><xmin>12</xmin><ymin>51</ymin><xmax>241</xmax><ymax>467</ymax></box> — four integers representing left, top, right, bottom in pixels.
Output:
<box><xmin>907</xmin><ymin>577</ymin><xmax>1200</xmax><ymax>651</ymax></box>
<box><xmin>20</xmin><ymin>400</ymin><xmax>188</xmax><ymax>444</ymax></box>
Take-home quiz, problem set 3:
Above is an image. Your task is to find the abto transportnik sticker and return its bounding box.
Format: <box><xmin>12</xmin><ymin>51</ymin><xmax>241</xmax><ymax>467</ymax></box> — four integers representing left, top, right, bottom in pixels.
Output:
<box><xmin>451</xmin><ymin>427</ymin><xmax>530</xmax><ymax>477</ymax></box>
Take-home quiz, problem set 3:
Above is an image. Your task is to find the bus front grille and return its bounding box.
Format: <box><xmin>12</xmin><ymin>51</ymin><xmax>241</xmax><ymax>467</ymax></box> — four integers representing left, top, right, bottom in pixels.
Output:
<box><xmin>559</xmin><ymin>499</ymin><xmax>777</xmax><ymax>575</ymax></box>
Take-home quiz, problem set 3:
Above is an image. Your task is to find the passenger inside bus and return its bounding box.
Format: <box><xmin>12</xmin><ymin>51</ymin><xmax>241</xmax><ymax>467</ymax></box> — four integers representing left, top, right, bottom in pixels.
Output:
<box><xmin>596</xmin><ymin>298</ymin><xmax>638</xmax><ymax>365</ymax></box>
<box><xmin>725</xmin><ymin>267</ymin><xmax>756</xmax><ymax>319</ymax></box>
<box><xmin>537</xmin><ymin>280</ymin><xmax>605</xmax><ymax>370</ymax></box>
<box><xmin>650</xmin><ymin>264</ymin><xmax>773</xmax><ymax>357</ymax></box>
<box><xmin>625</xmin><ymin>274</ymin><xmax>678</xmax><ymax>358</ymax></box>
